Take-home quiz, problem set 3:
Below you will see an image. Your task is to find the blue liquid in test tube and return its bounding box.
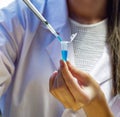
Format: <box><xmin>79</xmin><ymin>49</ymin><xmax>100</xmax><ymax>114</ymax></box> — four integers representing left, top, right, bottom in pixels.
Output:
<box><xmin>61</xmin><ymin>50</ymin><xmax>68</xmax><ymax>61</ymax></box>
<box><xmin>61</xmin><ymin>41</ymin><xmax>68</xmax><ymax>61</ymax></box>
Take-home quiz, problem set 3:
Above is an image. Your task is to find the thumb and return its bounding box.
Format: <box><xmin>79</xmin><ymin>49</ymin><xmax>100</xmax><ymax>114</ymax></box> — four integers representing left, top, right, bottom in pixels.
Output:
<box><xmin>60</xmin><ymin>60</ymin><xmax>73</xmax><ymax>82</ymax></box>
<box><xmin>60</xmin><ymin>60</ymin><xmax>81</xmax><ymax>92</ymax></box>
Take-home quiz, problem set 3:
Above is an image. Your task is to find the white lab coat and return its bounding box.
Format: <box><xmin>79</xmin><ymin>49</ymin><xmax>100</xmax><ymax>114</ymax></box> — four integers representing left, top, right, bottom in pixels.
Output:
<box><xmin>0</xmin><ymin>0</ymin><xmax>119</xmax><ymax>117</ymax></box>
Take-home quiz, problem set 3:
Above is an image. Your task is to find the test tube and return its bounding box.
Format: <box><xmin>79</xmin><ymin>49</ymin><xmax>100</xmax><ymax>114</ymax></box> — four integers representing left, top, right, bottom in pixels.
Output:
<box><xmin>61</xmin><ymin>41</ymin><xmax>68</xmax><ymax>61</ymax></box>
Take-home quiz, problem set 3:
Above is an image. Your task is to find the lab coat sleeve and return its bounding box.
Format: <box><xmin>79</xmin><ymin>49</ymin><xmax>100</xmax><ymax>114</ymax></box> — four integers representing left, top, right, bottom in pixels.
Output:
<box><xmin>0</xmin><ymin>0</ymin><xmax>42</xmax><ymax>97</ymax></box>
<box><xmin>0</xmin><ymin>1</ymin><xmax>26</xmax><ymax>97</ymax></box>
<box><xmin>109</xmin><ymin>95</ymin><xmax>120</xmax><ymax>117</ymax></box>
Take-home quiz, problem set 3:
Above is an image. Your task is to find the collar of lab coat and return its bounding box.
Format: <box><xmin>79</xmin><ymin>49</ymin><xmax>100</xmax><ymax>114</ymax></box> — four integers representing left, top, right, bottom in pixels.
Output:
<box><xmin>45</xmin><ymin>0</ymin><xmax>112</xmax><ymax>85</ymax></box>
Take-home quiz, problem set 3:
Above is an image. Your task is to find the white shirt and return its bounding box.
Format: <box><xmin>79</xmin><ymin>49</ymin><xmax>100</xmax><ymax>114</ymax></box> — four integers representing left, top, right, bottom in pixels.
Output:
<box><xmin>70</xmin><ymin>18</ymin><xmax>107</xmax><ymax>72</ymax></box>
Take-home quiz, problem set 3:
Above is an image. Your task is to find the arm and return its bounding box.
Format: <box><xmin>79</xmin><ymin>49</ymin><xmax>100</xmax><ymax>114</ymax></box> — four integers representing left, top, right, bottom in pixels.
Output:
<box><xmin>0</xmin><ymin>1</ymin><xmax>25</xmax><ymax>96</ymax></box>
<box><xmin>0</xmin><ymin>0</ymin><xmax>42</xmax><ymax>97</ymax></box>
<box><xmin>83</xmin><ymin>91</ymin><xmax>113</xmax><ymax>117</ymax></box>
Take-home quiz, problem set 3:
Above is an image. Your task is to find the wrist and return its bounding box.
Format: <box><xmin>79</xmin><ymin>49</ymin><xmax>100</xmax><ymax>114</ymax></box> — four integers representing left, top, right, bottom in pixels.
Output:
<box><xmin>83</xmin><ymin>90</ymin><xmax>113</xmax><ymax>117</ymax></box>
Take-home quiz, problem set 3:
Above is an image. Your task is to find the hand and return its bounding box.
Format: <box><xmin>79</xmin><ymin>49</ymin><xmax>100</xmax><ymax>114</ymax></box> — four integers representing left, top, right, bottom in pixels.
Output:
<box><xmin>49</xmin><ymin>60</ymin><xmax>101</xmax><ymax>111</ymax></box>
<box><xmin>49</xmin><ymin>70</ymin><xmax>81</xmax><ymax>110</ymax></box>
<box><xmin>49</xmin><ymin>60</ymin><xmax>113</xmax><ymax>117</ymax></box>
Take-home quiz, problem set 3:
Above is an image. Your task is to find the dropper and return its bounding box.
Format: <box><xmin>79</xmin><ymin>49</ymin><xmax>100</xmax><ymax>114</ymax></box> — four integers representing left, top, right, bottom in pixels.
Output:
<box><xmin>23</xmin><ymin>0</ymin><xmax>62</xmax><ymax>42</ymax></box>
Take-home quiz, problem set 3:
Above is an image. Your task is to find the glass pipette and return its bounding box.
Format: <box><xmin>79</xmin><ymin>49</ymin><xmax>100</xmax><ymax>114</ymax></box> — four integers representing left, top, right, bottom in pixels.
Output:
<box><xmin>23</xmin><ymin>0</ymin><xmax>62</xmax><ymax>42</ymax></box>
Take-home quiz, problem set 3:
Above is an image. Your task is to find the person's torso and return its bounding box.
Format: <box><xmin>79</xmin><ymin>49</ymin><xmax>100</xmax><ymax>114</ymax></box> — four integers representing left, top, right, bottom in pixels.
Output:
<box><xmin>0</xmin><ymin>0</ymin><xmax>113</xmax><ymax>117</ymax></box>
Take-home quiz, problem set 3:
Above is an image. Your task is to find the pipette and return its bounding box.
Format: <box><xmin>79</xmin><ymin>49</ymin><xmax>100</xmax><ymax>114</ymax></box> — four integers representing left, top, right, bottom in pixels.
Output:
<box><xmin>23</xmin><ymin>0</ymin><xmax>62</xmax><ymax>42</ymax></box>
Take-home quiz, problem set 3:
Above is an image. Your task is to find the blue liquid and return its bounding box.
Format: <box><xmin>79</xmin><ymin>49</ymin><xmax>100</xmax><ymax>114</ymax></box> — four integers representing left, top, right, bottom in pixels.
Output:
<box><xmin>57</xmin><ymin>35</ymin><xmax>62</xmax><ymax>42</ymax></box>
<box><xmin>61</xmin><ymin>50</ymin><xmax>68</xmax><ymax>61</ymax></box>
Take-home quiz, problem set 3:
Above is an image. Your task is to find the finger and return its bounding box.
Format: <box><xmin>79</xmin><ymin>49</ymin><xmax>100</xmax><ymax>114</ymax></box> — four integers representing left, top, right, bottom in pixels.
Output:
<box><xmin>67</xmin><ymin>61</ymin><xmax>89</xmax><ymax>84</ymax></box>
<box><xmin>72</xmin><ymin>102</ymin><xmax>84</xmax><ymax>111</ymax></box>
<box><xmin>56</xmin><ymin>70</ymin><xmax>67</xmax><ymax>88</ymax></box>
<box><xmin>52</xmin><ymin>86</ymin><xmax>76</xmax><ymax>108</ymax></box>
<box><xmin>49</xmin><ymin>70</ymin><xmax>75</xmax><ymax>108</ymax></box>
<box><xmin>60</xmin><ymin>60</ymin><xmax>90</xmax><ymax>103</ymax></box>
<box><xmin>49</xmin><ymin>71</ymin><xmax>58</xmax><ymax>91</ymax></box>
<box><xmin>67</xmin><ymin>62</ymin><xmax>101</xmax><ymax>101</ymax></box>
<box><xmin>49</xmin><ymin>71</ymin><xmax>61</xmax><ymax>99</ymax></box>
<box><xmin>67</xmin><ymin>61</ymin><xmax>100</xmax><ymax>89</ymax></box>
<box><xmin>60</xmin><ymin>60</ymin><xmax>77</xmax><ymax>91</ymax></box>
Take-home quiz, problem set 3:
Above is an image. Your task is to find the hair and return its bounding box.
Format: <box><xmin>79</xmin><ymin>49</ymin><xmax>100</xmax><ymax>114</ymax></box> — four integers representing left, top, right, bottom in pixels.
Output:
<box><xmin>107</xmin><ymin>0</ymin><xmax>120</xmax><ymax>95</ymax></box>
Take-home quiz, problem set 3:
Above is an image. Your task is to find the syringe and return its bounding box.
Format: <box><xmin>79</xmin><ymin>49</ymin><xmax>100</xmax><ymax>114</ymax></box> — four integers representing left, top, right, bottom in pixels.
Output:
<box><xmin>23</xmin><ymin>0</ymin><xmax>62</xmax><ymax>42</ymax></box>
